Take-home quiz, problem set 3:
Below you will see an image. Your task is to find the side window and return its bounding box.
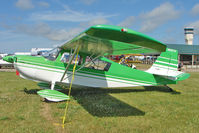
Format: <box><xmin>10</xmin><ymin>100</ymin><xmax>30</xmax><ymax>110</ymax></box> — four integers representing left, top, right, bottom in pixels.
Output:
<box><xmin>85</xmin><ymin>57</ymin><xmax>111</xmax><ymax>71</ymax></box>
<box><xmin>60</xmin><ymin>52</ymin><xmax>81</xmax><ymax>65</ymax></box>
<box><xmin>104</xmin><ymin>62</ymin><xmax>111</xmax><ymax>71</ymax></box>
<box><xmin>60</xmin><ymin>54</ymin><xmax>111</xmax><ymax>71</ymax></box>
<box><xmin>60</xmin><ymin>52</ymin><xmax>70</xmax><ymax>63</ymax></box>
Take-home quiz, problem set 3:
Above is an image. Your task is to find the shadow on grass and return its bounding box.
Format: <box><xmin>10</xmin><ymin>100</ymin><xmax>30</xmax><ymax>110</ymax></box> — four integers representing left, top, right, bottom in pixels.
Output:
<box><xmin>68</xmin><ymin>85</ymin><xmax>180</xmax><ymax>117</ymax></box>
<box><xmin>143</xmin><ymin>86</ymin><xmax>181</xmax><ymax>94</ymax></box>
<box><xmin>23</xmin><ymin>85</ymin><xmax>179</xmax><ymax>117</ymax></box>
<box><xmin>71</xmin><ymin>88</ymin><xmax>145</xmax><ymax>117</ymax></box>
<box><xmin>23</xmin><ymin>88</ymin><xmax>41</xmax><ymax>95</ymax></box>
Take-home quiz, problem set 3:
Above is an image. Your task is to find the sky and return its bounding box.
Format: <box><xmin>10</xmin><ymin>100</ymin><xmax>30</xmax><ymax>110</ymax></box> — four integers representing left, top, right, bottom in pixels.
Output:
<box><xmin>1</xmin><ymin>0</ymin><xmax>199</xmax><ymax>53</ymax></box>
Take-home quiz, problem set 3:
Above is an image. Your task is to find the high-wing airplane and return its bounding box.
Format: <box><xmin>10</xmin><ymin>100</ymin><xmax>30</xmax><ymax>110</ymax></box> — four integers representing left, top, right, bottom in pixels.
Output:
<box><xmin>3</xmin><ymin>25</ymin><xmax>190</xmax><ymax>102</ymax></box>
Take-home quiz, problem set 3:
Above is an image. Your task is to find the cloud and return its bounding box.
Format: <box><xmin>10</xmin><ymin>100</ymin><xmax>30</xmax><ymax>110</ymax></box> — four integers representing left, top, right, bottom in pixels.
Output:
<box><xmin>0</xmin><ymin>30</ymin><xmax>23</xmax><ymax>41</ymax></box>
<box><xmin>0</xmin><ymin>30</ymin><xmax>54</xmax><ymax>53</ymax></box>
<box><xmin>14</xmin><ymin>18</ymin><xmax>109</xmax><ymax>42</ymax></box>
<box><xmin>188</xmin><ymin>20</ymin><xmax>199</xmax><ymax>35</ymax></box>
<box><xmin>15</xmin><ymin>23</ymin><xmax>83</xmax><ymax>41</ymax></box>
<box><xmin>30</xmin><ymin>7</ymin><xmax>117</xmax><ymax>22</ymax></box>
<box><xmin>38</xmin><ymin>1</ymin><xmax>50</xmax><ymax>8</ymax></box>
<box><xmin>80</xmin><ymin>0</ymin><xmax>96</xmax><ymax>5</ymax></box>
<box><xmin>3</xmin><ymin>3</ymin><xmax>111</xmax><ymax>42</ymax></box>
<box><xmin>118</xmin><ymin>16</ymin><xmax>135</xmax><ymax>27</ymax></box>
<box><xmin>16</xmin><ymin>0</ymin><xmax>34</xmax><ymax>10</ymax></box>
<box><xmin>191</xmin><ymin>4</ymin><xmax>199</xmax><ymax>16</ymax></box>
<box><xmin>139</xmin><ymin>2</ymin><xmax>180</xmax><ymax>32</ymax></box>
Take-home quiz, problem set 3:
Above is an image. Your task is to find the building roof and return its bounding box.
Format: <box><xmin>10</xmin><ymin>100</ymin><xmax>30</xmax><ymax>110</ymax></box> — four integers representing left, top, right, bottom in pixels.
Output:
<box><xmin>166</xmin><ymin>44</ymin><xmax>199</xmax><ymax>55</ymax></box>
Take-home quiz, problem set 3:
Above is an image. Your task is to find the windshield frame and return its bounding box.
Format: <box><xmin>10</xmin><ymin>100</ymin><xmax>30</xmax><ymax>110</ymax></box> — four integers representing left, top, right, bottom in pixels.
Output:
<box><xmin>43</xmin><ymin>47</ymin><xmax>60</xmax><ymax>61</ymax></box>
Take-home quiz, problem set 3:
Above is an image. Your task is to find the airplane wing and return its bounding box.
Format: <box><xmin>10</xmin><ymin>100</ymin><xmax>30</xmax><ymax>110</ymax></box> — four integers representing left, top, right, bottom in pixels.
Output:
<box><xmin>61</xmin><ymin>25</ymin><xmax>166</xmax><ymax>56</ymax></box>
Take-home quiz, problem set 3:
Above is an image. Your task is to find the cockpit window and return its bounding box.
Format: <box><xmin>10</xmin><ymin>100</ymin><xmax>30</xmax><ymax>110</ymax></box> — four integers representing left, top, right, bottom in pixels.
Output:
<box><xmin>85</xmin><ymin>57</ymin><xmax>111</xmax><ymax>71</ymax></box>
<box><xmin>43</xmin><ymin>47</ymin><xmax>60</xmax><ymax>61</ymax></box>
<box><xmin>60</xmin><ymin>54</ymin><xmax>111</xmax><ymax>71</ymax></box>
<box><xmin>60</xmin><ymin>52</ymin><xmax>80</xmax><ymax>65</ymax></box>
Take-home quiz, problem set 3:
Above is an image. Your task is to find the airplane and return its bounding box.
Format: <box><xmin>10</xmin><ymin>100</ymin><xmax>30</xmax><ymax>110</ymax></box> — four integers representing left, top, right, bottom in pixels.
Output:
<box><xmin>3</xmin><ymin>24</ymin><xmax>190</xmax><ymax>102</ymax></box>
<box><xmin>0</xmin><ymin>54</ymin><xmax>13</xmax><ymax>69</ymax></box>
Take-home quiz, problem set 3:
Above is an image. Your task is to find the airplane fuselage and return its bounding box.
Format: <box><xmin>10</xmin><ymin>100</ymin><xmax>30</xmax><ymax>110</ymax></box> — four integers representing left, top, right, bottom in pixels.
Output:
<box><xmin>14</xmin><ymin>54</ymin><xmax>176</xmax><ymax>88</ymax></box>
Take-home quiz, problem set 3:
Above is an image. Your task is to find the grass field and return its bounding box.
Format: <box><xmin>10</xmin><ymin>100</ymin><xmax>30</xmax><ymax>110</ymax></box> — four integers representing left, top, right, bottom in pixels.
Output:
<box><xmin>0</xmin><ymin>72</ymin><xmax>199</xmax><ymax>133</ymax></box>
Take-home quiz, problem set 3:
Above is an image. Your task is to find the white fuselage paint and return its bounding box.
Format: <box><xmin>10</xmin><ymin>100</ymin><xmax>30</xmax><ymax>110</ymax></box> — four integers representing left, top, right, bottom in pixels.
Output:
<box><xmin>15</xmin><ymin>62</ymin><xmax>153</xmax><ymax>88</ymax></box>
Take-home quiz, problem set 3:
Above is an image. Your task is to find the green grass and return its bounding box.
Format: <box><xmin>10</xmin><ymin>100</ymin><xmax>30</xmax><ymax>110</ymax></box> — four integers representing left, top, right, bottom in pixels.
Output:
<box><xmin>0</xmin><ymin>72</ymin><xmax>199</xmax><ymax>133</ymax></box>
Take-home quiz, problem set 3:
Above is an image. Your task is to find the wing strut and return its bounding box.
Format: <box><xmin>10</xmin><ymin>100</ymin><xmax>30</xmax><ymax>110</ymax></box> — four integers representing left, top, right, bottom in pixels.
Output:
<box><xmin>62</xmin><ymin>54</ymin><xmax>102</xmax><ymax>81</ymax></box>
<box><xmin>60</xmin><ymin>44</ymin><xmax>80</xmax><ymax>82</ymax></box>
<box><xmin>62</xmin><ymin>45</ymin><xmax>80</xmax><ymax>128</ymax></box>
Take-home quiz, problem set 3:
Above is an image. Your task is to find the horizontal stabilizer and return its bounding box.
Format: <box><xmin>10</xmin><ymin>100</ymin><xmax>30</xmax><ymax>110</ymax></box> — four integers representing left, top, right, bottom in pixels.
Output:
<box><xmin>37</xmin><ymin>90</ymin><xmax>70</xmax><ymax>102</ymax></box>
<box><xmin>176</xmin><ymin>73</ymin><xmax>190</xmax><ymax>81</ymax></box>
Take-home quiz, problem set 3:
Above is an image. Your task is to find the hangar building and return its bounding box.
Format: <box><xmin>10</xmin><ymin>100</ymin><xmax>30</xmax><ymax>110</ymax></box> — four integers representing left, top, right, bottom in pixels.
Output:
<box><xmin>166</xmin><ymin>44</ymin><xmax>199</xmax><ymax>66</ymax></box>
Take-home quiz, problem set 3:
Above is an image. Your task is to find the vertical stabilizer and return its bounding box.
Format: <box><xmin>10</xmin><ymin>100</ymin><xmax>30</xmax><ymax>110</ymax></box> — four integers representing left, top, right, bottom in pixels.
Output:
<box><xmin>146</xmin><ymin>48</ymin><xmax>189</xmax><ymax>81</ymax></box>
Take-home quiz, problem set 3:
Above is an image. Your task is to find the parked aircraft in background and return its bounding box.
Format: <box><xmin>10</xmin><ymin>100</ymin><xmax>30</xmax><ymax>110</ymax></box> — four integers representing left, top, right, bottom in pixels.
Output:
<box><xmin>0</xmin><ymin>54</ymin><xmax>13</xmax><ymax>69</ymax></box>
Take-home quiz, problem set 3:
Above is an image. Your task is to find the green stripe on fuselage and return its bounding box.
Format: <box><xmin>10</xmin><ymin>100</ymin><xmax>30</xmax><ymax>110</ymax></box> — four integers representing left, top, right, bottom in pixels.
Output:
<box><xmin>15</xmin><ymin>55</ymin><xmax>176</xmax><ymax>87</ymax></box>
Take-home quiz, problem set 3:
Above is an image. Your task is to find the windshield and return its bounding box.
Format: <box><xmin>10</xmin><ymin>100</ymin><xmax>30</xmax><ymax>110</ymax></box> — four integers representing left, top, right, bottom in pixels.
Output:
<box><xmin>43</xmin><ymin>47</ymin><xmax>60</xmax><ymax>61</ymax></box>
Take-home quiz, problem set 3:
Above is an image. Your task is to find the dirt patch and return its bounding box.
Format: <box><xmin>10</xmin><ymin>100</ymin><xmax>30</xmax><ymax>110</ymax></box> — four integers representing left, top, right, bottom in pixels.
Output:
<box><xmin>41</xmin><ymin>103</ymin><xmax>53</xmax><ymax>121</ymax></box>
<box><xmin>40</xmin><ymin>102</ymin><xmax>64</xmax><ymax>133</ymax></box>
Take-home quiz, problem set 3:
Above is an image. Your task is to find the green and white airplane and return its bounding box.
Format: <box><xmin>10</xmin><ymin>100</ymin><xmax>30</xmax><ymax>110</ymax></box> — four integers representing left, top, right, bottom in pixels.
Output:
<box><xmin>3</xmin><ymin>25</ymin><xmax>190</xmax><ymax>102</ymax></box>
